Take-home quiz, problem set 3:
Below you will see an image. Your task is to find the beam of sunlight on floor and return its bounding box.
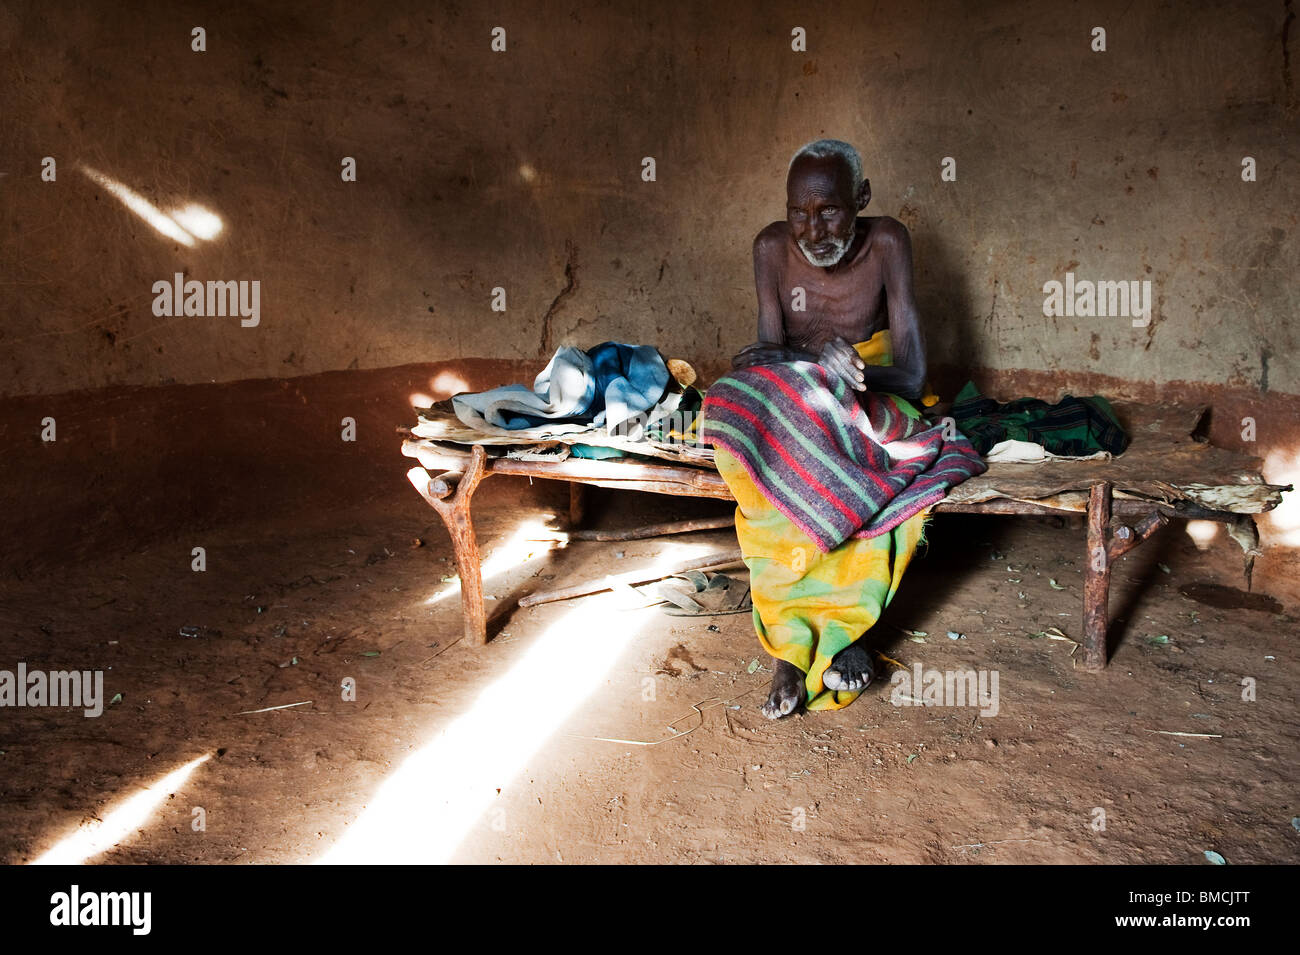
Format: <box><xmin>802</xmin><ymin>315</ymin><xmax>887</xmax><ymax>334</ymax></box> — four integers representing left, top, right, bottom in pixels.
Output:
<box><xmin>318</xmin><ymin>541</ymin><xmax>717</xmax><ymax>863</ymax></box>
<box><xmin>29</xmin><ymin>753</ymin><xmax>211</xmax><ymax>865</ymax></box>
<box><xmin>424</xmin><ymin>515</ymin><xmax>563</xmax><ymax>607</ymax></box>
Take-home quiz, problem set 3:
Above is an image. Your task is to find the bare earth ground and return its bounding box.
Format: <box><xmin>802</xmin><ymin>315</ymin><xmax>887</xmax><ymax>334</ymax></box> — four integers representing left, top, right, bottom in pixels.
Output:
<box><xmin>1</xmin><ymin>478</ymin><xmax>1297</xmax><ymax>864</ymax></box>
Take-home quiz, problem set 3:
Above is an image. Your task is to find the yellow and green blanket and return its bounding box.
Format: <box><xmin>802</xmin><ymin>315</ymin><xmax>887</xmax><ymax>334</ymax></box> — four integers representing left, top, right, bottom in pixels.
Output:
<box><xmin>715</xmin><ymin>447</ymin><xmax>930</xmax><ymax>709</ymax></box>
<box><xmin>705</xmin><ymin>332</ymin><xmax>983</xmax><ymax>710</ymax></box>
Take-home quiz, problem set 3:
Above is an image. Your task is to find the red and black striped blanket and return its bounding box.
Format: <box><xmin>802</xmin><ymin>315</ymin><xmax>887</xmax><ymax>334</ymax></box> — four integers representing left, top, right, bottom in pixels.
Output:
<box><xmin>701</xmin><ymin>362</ymin><xmax>987</xmax><ymax>552</ymax></box>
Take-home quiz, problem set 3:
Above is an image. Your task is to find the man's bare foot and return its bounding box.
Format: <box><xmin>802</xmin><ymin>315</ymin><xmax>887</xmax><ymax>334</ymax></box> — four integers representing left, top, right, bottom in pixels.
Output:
<box><xmin>761</xmin><ymin>659</ymin><xmax>804</xmax><ymax>719</ymax></box>
<box><xmin>823</xmin><ymin>644</ymin><xmax>875</xmax><ymax>692</ymax></box>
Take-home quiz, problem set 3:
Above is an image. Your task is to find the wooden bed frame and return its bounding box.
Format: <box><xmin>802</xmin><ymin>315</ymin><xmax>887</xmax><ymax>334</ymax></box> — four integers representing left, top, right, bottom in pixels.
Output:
<box><xmin>399</xmin><ymin>414</ymin><xmax>1290</xmax><ymax>671</ymax></box>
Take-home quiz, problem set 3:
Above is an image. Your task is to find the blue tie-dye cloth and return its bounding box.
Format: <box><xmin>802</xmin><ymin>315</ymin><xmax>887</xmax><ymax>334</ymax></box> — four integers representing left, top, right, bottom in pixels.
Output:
<box><xmin>452</xmin><ymin>341</ymin><xmax>670</xmax><ymax>435</ymax></box>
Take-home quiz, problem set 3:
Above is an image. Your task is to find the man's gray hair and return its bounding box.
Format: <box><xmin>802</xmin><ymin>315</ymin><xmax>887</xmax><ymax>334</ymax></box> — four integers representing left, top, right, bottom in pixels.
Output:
<box><xmin>788</xmin><ymin>139</ymin><xmax>863</xmax><ymax>186</ymax></box>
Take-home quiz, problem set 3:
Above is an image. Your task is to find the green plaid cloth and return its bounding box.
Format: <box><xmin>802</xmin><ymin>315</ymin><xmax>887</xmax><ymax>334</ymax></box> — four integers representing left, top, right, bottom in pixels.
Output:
<box><xmin>950</xmin><ymin>381</ymin><xmax>1129</xmax><ymax>457</ymax></box>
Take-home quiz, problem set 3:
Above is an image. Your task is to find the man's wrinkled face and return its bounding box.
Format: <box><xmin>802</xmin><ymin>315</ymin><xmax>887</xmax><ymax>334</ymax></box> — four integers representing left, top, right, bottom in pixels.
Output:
<box><xmin>787</xmin><ymin>156</ymin><xmax>858</xmax><ymax>267</ymax></box>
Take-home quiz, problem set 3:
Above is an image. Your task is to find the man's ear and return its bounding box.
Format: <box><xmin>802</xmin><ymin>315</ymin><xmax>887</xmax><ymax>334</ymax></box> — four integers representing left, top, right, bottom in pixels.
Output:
<box><xmin>856</xmin><ymin>178</ymin><xmax>871</xmax><ymax>211</ymax></box>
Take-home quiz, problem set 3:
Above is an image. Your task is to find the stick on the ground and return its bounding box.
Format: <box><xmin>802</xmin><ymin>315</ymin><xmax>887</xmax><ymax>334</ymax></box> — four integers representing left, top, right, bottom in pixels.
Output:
<box><xmin>569</xmin><ymin>515</ymin><xmax>735</xmax><ymax>542</ymax></box>
<box><xmin>518</xmin><ymin>548</ymin><xmax>745</xmax><ymax>608</ymax></box>
<box><xmin>236</xmin><ymin>701</ymin><xmax>314</xmax><ymax>715</ymax></box>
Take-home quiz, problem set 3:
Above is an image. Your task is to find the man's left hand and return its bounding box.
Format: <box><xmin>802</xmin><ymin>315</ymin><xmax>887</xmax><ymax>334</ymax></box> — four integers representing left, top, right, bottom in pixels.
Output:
<box><xmin>819</xmin><ymin>337</ymin><xmax>867</xmax><ymax>391</ymax></box>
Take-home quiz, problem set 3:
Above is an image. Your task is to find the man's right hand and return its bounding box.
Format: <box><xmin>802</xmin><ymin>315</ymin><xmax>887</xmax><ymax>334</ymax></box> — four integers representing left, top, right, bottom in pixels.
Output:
<box><xmin>819</xmin><ymin>337</ymin><xmax>867</xmax><ymax>391</ymax></box>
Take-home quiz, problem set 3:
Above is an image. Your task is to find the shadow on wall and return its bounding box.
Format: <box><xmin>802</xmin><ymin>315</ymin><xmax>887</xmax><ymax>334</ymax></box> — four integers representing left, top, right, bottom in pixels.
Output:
<box><xmin>911</xmin><ymin>228</ymin><xmax>978</xmax><ymax>398</ymax></box>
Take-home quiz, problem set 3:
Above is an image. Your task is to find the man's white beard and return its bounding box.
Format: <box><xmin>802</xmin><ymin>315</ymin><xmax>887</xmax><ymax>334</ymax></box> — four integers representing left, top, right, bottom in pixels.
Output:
<box><xmin>798</xmin><ymin>224</ymin><xmax>856</xmax><ymax>267</ymax></box>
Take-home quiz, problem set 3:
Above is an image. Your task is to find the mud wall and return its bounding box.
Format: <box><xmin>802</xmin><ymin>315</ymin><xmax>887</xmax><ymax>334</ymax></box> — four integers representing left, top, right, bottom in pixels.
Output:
<box><xmin>2</xmin><ymin>0</ymin><xmax>1296</xmax><ymax>397</ymax></box>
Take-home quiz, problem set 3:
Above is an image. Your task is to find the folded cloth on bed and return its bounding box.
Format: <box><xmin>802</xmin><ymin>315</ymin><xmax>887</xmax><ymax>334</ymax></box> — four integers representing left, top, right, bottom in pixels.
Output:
<box><xmin>716</xmin><ymin>447</ymin><xmax>930</xmax><ymax>711</ymax></box>
<box><xmin>950</xmin><ymin>381</ymin><xmax>1129</xmax><ymax>457</ymax></box>
<box><xmin>453</xmin><ymin>341</ymin><xmax>670</xmax><ymax>435</ymax></box>
<box><xmin>984</xmin><ymin>438</ymin><xmax>1112</xmax><ymax>463</ymax></box>
<box><xmin>701</xmin><ymin>360</ymin><xmax>986</xmax><ymax>553</ymax></box>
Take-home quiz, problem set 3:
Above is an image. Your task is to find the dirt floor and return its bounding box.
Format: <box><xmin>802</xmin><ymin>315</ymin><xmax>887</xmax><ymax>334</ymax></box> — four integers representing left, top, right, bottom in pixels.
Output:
<box><xmin>1</xmin><ymin>476</ymin><xmax>1298</xmax><ymax>865</ymax></box>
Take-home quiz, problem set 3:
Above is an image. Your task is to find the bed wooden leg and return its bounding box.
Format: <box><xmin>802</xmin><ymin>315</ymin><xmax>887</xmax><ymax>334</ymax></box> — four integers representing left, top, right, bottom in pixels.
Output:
<box><xmin>406</xmin><ymin>444</ymin><xmax>490</xmax><ymax>646</ymax></box>
<box><xmin>568</xmin><ymin>482</ymin><xmax>587</xmax><ymax>529</ymax></box>
<box><xmin>1081</xmin><ymin>481</ymin><xmax>1114</xmax><ymax>671</ymax></box>
<box><xmin>1081</xmin><ymin>481</ymin><xmax>1169</xmax><ymax>671</ymax></box>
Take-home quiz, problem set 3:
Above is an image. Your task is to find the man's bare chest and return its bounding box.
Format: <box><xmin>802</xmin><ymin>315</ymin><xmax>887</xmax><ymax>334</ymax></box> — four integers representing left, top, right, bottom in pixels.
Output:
<box><xmin>778</xmin><ymin>258</ymin><xmax>888</xmax><ymax>337</ymax></box>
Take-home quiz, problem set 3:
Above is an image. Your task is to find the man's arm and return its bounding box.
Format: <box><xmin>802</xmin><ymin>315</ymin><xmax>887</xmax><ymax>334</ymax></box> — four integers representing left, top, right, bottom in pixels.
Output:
<box><xmin>862</xmin><ymin>219</ymin><xmax>927</xmax><ymax>400</ymax></box>
<box><xmin>731</xmin><ymin>230</ymin><xmax>816</xmax><ymax>369</ymax></box>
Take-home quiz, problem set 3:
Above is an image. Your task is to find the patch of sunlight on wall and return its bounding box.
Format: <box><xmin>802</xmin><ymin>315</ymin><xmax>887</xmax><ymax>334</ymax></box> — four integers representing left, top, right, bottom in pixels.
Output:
<box><xmin>431</xmin><ymin>371</ymin><xmax>470</xmax><ymax>398</ymax></box>
<box><xmin>30</xmin><ymin>754</ymin><xmax>211</xmax><ymax>865</ymax></box>
<box><xmin>168</xmin><ymin>203</ymin><xmax>223</xmax><ymax>240</ymax></box>
<box><xmin>1263</xmin><ymin>446</ymin><xmax>1300</xmax><ymax>547</ymax></box>
<box><xmin>79</xmin><ymin>165</ymin><xmax>223</xmax><ymax>248</ymax></box>
<box><xmin>1184</xmin><ymin>520</ymin><xmax>1220</xmax><ymax>550</ymax></box>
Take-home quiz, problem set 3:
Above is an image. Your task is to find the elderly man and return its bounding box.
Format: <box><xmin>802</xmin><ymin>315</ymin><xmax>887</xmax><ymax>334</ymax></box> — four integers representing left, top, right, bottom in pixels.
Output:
<box><xmin>734</xmin><ymin>139</ymin><xmax>926</xmax><ymax>401</ymax></box>
<box><xmin>705</xmin><ymin>139</ymin><xmax>972</xmax><ymax>720</ymax></box>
